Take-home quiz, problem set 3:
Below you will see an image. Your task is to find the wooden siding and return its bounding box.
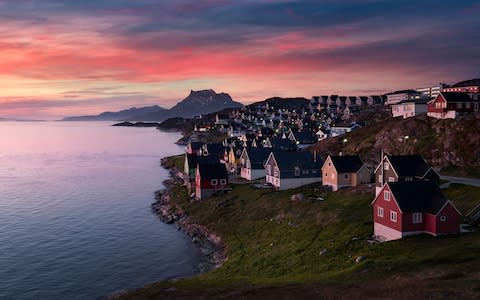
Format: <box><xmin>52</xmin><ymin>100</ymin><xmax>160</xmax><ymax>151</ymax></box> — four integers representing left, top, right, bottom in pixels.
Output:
<box><xmin>373</xmin><ymin>185</ymin><xmax>402</xmax><ymax>233</ymax></box>
<box><xmin>321</xmin><ymin>156</ymin><xmax>338</xmax><ymax>188</ymax></box>
<box><xmin>436</xmin><ymin>202</ymin><xmax>461</xmax><ymax>235</ymax></box>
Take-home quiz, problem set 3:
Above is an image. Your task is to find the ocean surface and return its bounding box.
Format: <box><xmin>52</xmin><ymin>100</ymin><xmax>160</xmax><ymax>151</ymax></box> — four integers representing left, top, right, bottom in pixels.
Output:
<box><xmin>0</xmin><ymin>121</ymin><xmax>203</xmax><ymax>300</ymax></box>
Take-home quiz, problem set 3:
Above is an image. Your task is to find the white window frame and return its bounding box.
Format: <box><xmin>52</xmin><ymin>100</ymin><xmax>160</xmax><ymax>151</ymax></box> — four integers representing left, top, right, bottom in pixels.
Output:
<box><xmin>384</xmin><ymin>191</ymin><xmax>390</xmax><ymax>201</ymax></box>
<box><xmin>390</xmin><ymin>211</ymin><xmax>397</xmax><ymax>222</ymax></box>
<box><xmin>211</xmin><ymin>179</ymin><xmax>218</xmax><ymax>185</ymax></box>
<box><xmin>412</xmin><ymin>213</ymin><xmax>423</xmax><ymax>224</ymax></box>
<box><xmin>274</xmin><ymin>167</ymin><xmax>279</xmax><ymax>177</ymax></box>
<box><xmin>384</xmin><ymin>162</ymin><xmax>389</xmax><ymax>170</ymax></box>
<box><xmin>388</xmin><ymin>177</ymin><xmax>395</xmax><ymax>182</ymax></box>
<box><xmin>344</xmin><ymin>174</ymin><xmax>349</xmax><ymax>180</ymax></box>
<box><xmin>220</xmin><ymin>179</ymin><xmax>227</xmax><ymax>185</ymax></box>
<box><xmin>440</xmin><ymin>215</ymin><xmax>447</xmax><ymax>222</ymax></box>
<box><xmin>377</xmin><ymin>207</ymin><xmax>384</xmax><ymax>217</ymax></box>
<box><xmin>378</xmin><ymin>174</ymin><xmax>383</xmax><ymax>184</ymax></box>
<box><xmin>294</xmin><ymin>167</ymin><xmax>300</xmax><ymax>176</ymax></box>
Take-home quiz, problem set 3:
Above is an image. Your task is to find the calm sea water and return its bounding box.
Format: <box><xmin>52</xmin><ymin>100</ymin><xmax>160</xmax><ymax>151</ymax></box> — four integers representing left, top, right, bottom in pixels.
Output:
<box><xmin>0</xmin><ymin>121</ymin><xmax>202</xmax><ymax>300</ymax></box>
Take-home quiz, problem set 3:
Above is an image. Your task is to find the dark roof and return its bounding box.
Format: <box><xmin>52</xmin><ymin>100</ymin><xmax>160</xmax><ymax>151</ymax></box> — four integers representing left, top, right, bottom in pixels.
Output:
<box><xmin>197</xmin><ymin>155</ymin><xmax>220</xmax><ymax>165</ymax></box>
<box><xmin>189</xmin><ymin>142</ymin><xmax>203</xmax><ymax>150</ymax></box>
<box><xmin>440</xmin><ymin>92</ymin><xmax>472</xmax><ymax>102</ymax></box>
<box><xmin>205</xmin><ymin>143</ymin><xmax>227</xmax><ymax>155</ymax></box>
<box><xmin>245</xmin><ymin>148</ymin><xmax>272</xmax><ymax>169</ymax></box>
<box><xmin>329</xmin><ymin>155</ymin><xmax>364</xmax><ymax>173</ymax></box>
<box><xmin>261</xmin><ymin>127</ymin><xmax>275</xmax><ymax>136</ymax></box>
<box><xmin>451</xmin><ymin>78</ymin><xmax>480</xmax><ymax>87</ymax></box>
<box><xmin>387</xmin><ymin>155</ymin><xmax>431</xmax><ymax>177</ymax></box>
<box><xmin>272</xmin><ymin>151</ymin><xmax>323</xmax><ymax>177</ymax></box>
<box><xmin>292</xmin><ymin>131</ymin><xmax>317</xmax><ymax>144</ymax></box>
<box><xmin>198</xmin><ymin>163</ymin><xmax>228</xmax><ymax>179</ymax></box>
<box><xmin>268</xmin><ymin>137</ymin><xmax>298</xmax><ymax>151</ymax></box>
<box><xmin>387</xmin><ymin>181</ymin><xmax>448</xmax><ymax>214</ymax></box>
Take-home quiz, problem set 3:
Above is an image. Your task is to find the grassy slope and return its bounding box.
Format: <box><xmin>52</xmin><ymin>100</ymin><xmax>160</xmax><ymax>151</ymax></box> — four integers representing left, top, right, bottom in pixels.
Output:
<box><xmin>117</xmin><ymin>179</ymin><xmax>480</xmax><ymax>299</ymax></box>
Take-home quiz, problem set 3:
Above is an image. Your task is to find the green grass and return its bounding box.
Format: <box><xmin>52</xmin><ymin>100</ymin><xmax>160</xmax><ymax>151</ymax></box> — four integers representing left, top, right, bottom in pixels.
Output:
<box><xmin>443</xmin><ymin>183</ymin><xmax>480</xmax><ymax>215</ymax></box>
<box><xmin>166</xmin><ymin>154</ymin><xmax>184</xmax><ymax>170</ymax></box>
<box><xmin>116</xmin><ymin>180</ymin><xmax>480</xmax><ymax>298</ymax></box>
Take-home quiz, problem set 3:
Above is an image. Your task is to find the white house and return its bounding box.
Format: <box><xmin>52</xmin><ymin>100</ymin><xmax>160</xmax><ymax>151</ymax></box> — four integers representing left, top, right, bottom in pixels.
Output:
<box><xmin>391</xmin><ymin>100</ymin><xmax>428</xmax><ymax>119</ymax></box>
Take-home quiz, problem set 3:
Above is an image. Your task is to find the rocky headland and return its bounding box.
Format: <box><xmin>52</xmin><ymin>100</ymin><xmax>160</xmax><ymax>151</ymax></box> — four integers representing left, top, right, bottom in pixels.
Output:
<box><xmin>112</xmin><ymin>121</ymin><xmax>161</xmax><ymax>127</ymax></box>
<box><xmin>150</xmin><ymin>157</ymin><xmax>226</xmax><ymax>271</ymax></box>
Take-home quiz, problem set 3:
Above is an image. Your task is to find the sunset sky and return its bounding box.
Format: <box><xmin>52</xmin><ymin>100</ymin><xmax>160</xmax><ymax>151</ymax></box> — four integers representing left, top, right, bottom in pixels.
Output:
<box><xmin>0</xmin><ymin>0</ymin><xmax>479</xmax><ymax>119</ymax></box>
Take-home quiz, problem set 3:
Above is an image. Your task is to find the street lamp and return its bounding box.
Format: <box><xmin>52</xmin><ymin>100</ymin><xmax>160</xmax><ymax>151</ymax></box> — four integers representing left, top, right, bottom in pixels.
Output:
<box><xmin>403</xmin><ymin>135</ymin><xmax>409</xmax><ymax>153</ymax></box>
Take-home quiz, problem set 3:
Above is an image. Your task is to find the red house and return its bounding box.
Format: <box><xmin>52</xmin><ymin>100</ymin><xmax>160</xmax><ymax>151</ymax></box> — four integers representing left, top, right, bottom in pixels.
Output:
<box><xmin>372</xmin><ymin>181</ymin><xmax>461</xmax><ymax>241</ymax></box>
<box><xmin>195</xmin><ymin>163</ymin><xmax>229</xmax><ymax>200</ymax></box>
<box><xmin>427</xmin><ymin>92</ymin><xmax>479</xmax><ymax>119</ymax></box>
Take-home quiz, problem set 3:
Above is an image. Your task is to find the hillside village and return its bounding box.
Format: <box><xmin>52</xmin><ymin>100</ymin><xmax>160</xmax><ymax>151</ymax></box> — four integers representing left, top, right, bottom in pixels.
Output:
<box><xmin>116</xmin><ymin>79</ymin><xmax>480</xmax><ymax>299</ymax></box>
<box><xmin>170</xmin><ymin>78</ymin><xmax>480</xmax><ymax>242</ymax></box>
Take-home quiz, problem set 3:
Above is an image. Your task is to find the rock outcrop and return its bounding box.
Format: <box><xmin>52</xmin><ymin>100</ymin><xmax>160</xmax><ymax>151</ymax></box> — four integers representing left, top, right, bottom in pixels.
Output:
<box><xmin>151</xmin><ymin>158</ymin><xmax>226</xmax><ymax>271</ymax></box>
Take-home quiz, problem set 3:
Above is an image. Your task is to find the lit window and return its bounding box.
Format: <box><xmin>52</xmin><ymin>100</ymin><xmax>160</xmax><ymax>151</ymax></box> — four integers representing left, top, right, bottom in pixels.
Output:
<box><xmin>378</xmin><ymin>175</ymin><xmax>383</xmax><ymax>183</ymax></box>
<box><xmin>384</xmin><ymin>191</ymin><xmax>390</xmax><ymax>201</ymax></box>
<box><xmin>412</xmin><ymin>213</ymin><xmax>423</xmax><ymax>224</ymax></box>
<box><xmin>390</xmin><ymin>211</ymin><xmax>397</xmax><ymax>222</ymax></box>
<box><xmin>377</xmin><ymin>207</ymin><xmax>384</xmax><ymax>217</ymax></box>
<box><xmin>211</xmin><ymin>179</ymin><xmax>218</xmax><ymax>185</ymax></box>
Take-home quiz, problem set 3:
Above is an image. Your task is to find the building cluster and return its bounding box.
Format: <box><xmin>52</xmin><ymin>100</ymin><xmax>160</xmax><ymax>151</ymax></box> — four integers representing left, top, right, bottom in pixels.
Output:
<box><xmin>178</xmin><ymin>78</ymin><xmax>479</xmax><ymax>242</ymax></box>
<box><xmin>183</xmin><ymin>134</ymin><xmax>462</xmax><ymax>241</ymax></box>
<box><xmin>387</xmin><ymin>79</ymin><xmax>480</xmax><ymax>119</ymax></box>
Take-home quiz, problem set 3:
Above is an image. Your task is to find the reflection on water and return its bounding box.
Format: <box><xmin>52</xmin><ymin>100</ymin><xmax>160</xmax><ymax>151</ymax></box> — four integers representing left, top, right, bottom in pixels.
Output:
<box><xmin>0</xmin><ymin>122</ymin><xmax>201</xmax><ymax>300</ymax></box>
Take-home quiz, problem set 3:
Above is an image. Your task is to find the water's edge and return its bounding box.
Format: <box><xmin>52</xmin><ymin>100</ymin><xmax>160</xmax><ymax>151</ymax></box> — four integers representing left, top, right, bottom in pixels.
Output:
<box><xmin>107</xmin><ymin>157</ymin><xmax>227</xmax><ymax>299</ymax></box>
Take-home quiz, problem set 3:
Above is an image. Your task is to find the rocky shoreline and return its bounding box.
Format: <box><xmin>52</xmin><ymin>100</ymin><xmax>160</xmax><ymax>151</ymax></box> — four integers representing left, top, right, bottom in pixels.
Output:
<box><xmin>151</xmin><ymin>158</ymin><xmax>227</xmax><ymax>272</ymax></box>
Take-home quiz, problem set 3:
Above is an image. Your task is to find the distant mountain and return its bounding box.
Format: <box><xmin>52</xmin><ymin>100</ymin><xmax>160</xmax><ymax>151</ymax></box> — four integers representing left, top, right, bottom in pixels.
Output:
<box><xmin>135</xmin><ymin>89</ymin><xmax>243</xmax><ymax>120</ymax></box>
<box><xmin>62</xmin><ymin>105</ymin><xmax>166</xmax><ymax>121</ymax></box>
<box><xmin>171</xmin><ymin>89</ymin><xmax>242</xmax><ymax>117</ymax></box>
<box><xmin>62</xmin><ymin>90</ymin><xmax>243</xmax><ymax>121</ymax></box>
